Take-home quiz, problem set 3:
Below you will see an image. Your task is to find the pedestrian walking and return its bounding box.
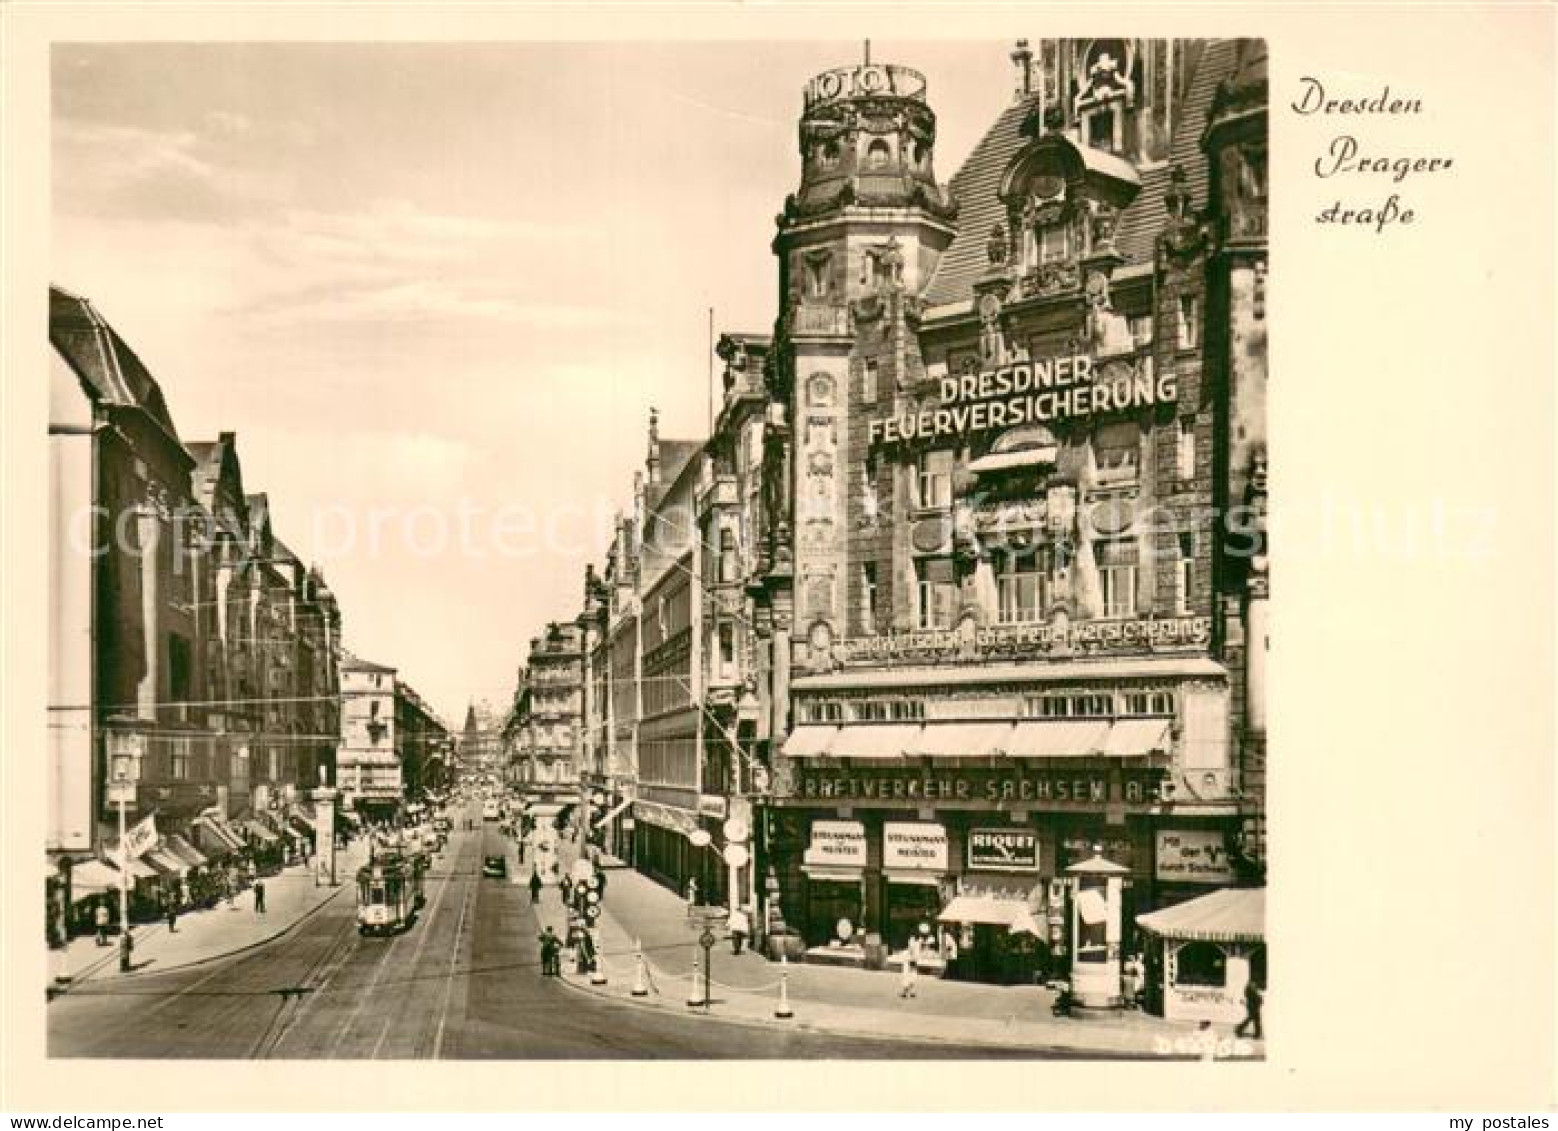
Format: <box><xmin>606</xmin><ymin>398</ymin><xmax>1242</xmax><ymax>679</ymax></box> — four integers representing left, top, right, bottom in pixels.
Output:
<box><xmin>253</xmin><ymin>879</ymin><xmax>267</xmax><ymax>914</ymax></box>
<box><xmin>94</xmin><ymin>900</ymin><xmax>110</xmax><ymax>946</ymax></box>
<box><xmin>1235</xmin><ymin>976</ymin><xmax>1264</xmax><ymax>1040</ymax></box>
<box><xmin>528</xmin><ymin>870</ymin><xmax>543</xmax><ymax>905</ymax></box>
<box><xmin>728</xmin><ymin>905</ymin><xmax>750</xmax><ymax>955</ymax></box>
<box><xmin>595</xmin><ymin>869</ymin><xmax>607</xmax><ymax>897</ymax></box>
<box><xmin>559</xmin><ymin>874</ymin><xmax>573</xmax><ymax>905</ymax></box>
<box><xmin>899</xmin><ymin>933</ymin><xmax>922</xmax><ymax>998</ymax></box>
<box><xmin>941</xmin><ymin>928</ymin><xmax>960</xmax><ymax>982</ymax></box>
<box><xmin>538</xmin><ymin>926</ymin><xmax>561</xmax><ymax>976</ymax></box>
<box><xmin>165</xmin><ymin>897</ymin><xmax>178</xmax><ymax>934</ymax></box>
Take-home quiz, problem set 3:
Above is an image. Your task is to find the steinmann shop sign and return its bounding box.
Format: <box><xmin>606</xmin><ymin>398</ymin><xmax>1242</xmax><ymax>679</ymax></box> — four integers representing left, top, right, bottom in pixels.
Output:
<box><xmin>883</xmin><ymin>823</ymin><xmax>948</xmax><ymax>871</ymax></box>
<box><xmin>805</xmin><ymin>820</ymin><xmax>867</xmax><ymax>868</ymax></box>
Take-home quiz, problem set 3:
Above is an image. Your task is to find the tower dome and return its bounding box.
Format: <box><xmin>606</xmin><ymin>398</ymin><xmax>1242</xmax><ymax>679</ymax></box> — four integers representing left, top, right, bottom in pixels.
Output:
<box><xmin>782</xmin><ymin>52</ymin><xmax>955</xmax><ymax>225</ymax></box>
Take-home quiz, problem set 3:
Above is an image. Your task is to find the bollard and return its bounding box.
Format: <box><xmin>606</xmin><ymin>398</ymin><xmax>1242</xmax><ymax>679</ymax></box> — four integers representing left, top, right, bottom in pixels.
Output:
<box><xmin>775</xmin><ymin>952</ymin><xmax>794</xmax><ymax>1020</ymax></box>
<box><xmin>631</xmin><ymin>938</ymin><xmax>649</xmax><ymax>997</ymax></box>
<box><xmin>685</xmin><ymin>948</ymin><xmax>703</xmax><ymax>1008</ymax></box>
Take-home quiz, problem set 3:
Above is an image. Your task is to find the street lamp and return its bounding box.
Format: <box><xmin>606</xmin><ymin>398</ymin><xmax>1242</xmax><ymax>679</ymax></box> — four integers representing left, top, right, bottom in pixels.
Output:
<box><xmin>106</xmin><ymin>718</ymin><xmax>148</xmax><ymax>973</ymax></box>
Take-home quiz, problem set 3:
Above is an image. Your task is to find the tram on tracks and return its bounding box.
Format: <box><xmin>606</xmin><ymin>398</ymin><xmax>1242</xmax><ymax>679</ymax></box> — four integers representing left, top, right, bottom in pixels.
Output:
<box><xmin>356</xmin><ymin>851</ymin><xmax>427</xmax><ymax>936</ymax></box>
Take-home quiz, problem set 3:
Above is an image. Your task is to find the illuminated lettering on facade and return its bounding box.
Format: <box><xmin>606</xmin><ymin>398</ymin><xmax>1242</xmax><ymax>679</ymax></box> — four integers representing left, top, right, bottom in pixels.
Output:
<box><xmin>868</xmin><ymin>354</ymin><xmax>1178</xmax><ymax>447</ymax></box>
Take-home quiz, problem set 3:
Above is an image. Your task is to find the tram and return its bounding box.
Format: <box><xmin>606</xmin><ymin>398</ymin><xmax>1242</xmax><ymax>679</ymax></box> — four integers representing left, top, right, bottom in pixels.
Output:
<box><xmin>356</xmin><ymin>851</ymin><xmax>427</xmax><ymax>936</ymax></box>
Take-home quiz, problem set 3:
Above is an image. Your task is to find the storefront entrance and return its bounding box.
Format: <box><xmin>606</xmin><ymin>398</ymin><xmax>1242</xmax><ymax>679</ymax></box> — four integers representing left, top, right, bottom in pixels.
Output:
<box><xmin>883</xmin><ymin>878</ymin><xmax>942</xmax><ymax>950</ymax></box>
<box><xmin>804</xmin><ymin>876</ymin><xmax>863</xmax><ymax>946</ymax></box>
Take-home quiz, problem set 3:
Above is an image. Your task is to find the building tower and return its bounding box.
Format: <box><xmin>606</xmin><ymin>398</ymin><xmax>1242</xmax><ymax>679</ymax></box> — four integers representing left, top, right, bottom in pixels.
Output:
<box><xmin>769</xmin><ymin>49</ymin><xmax>959</xmax><ymax>701</ymax></box>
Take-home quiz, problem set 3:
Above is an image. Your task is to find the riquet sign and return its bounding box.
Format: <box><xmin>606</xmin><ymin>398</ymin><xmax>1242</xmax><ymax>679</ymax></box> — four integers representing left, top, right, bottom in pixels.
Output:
<box><xmin>967</xmin><ymin>828</ymin><xmax>1041</xmax><ymax>871</ymax></box>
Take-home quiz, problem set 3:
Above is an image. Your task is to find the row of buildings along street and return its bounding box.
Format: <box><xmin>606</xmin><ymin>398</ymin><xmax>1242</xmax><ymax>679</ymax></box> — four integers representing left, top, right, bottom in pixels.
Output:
<box><xmin>498</xmin><ymin>36</ymin><xmax>1269</xmax><ymax>1025</ymax></box>
<box><xmin>46</xmin><ymin>286</ymin><xmax>454</xmax><ymax>951</ymax></box>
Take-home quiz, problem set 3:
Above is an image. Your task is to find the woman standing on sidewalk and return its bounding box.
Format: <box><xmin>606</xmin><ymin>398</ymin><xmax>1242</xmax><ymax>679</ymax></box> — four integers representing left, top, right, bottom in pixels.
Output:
<box><xmin>899</xmin><ymin>934</ymin><xmax>922</xmax><ymax>998</ymax></box>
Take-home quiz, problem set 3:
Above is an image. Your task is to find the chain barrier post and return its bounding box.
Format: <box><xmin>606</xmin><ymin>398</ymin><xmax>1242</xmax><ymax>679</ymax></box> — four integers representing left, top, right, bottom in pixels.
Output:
<box><xmin>632</xmin><ymin>938</ymin><xmax>650</xmax><ymax>997</ymax></box>
<box><xmin>775</xmin><ymin>951</ymin><xmax>795</xmax><ymax>1019</ymax></box>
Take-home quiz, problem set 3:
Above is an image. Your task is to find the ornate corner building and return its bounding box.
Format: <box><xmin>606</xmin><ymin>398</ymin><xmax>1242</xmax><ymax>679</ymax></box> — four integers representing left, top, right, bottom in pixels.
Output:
<box><xmin>756</xmin><ymin>39</ymin><xmax>1267</xmax><ymax>984</ymax></box>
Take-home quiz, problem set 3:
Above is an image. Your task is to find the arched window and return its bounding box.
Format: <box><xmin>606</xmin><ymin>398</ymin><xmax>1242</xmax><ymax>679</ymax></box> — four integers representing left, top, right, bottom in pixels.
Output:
<box><xmin>866</xmin><ymin>139</ymin><xmax>891</xmax><ymax>170</ymax></box>
<box><xmin>1174</xmin><ymin>941</ymin><xmax>1228</xmax><ymax>987</ymax></box>
<box><xmin>820</xmin><ymin>141</ymin><xmax>840</xmax><ymax>170</ymax></box>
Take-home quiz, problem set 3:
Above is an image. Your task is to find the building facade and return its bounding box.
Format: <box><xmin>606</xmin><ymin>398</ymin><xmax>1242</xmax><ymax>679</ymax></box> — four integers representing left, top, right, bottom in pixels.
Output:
<box><xmin>761</xmin><ymin>40</ymin><xmax>1266</xmax><ymax>990</ymax></box>
<box><xmin>338</xmin><ymin>654</ymin><xmax>400</xmax><ymax>817</ymax></box>
<box><xmin>500</xmin><ymin>40</ymin><xmax>1267</xmax><ymax>1007</ymax></box>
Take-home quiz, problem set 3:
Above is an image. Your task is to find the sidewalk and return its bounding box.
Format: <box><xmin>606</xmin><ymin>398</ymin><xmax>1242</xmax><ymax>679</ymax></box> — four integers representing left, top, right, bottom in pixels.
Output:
<box><xmin>50</xmin><ymin>839</ymin><xmax>370</xmax><ymax>992</ymax></box>
<box><xmin>540</xmin><ymin>838</ymin><xmax>1265</xmax><ymax>1059</ymax></box>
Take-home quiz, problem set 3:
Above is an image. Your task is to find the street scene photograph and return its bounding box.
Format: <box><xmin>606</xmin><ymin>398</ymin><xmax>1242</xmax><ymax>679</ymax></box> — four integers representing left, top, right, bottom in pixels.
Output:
<box><xmin>42</xmin><ymin>35</ymin><xmax>1270</xmax><ymax>1062</ymax></box>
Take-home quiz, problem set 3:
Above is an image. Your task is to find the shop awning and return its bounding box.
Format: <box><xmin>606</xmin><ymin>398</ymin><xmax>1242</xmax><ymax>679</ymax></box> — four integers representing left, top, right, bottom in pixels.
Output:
<box><xmin>143</xmin><ymin>848</ymin><xmax>188</xmax><ymax>877</ymax></box>
<box><xmin>883</xmin><ymin>869</ymin><xmax>942</xmax><ymax>887</ymax></box>
<box><xmin>1102</xmin><ymin>718</ymin><xmax>1174</xmax><ymax>758</ymax></box>
<box><xmin>288</xmin><ymin>810</ymin><xmax>317</xmax><ymax>834</ymax></box>
<box><xmin>1006</xmin><ymin>720</ymin><xmax>1111</xmax><ymax>759</ymax></box>
<box><xmin>829</xmin><ymin>724</ymin><xmax>921</xmax><ymax>760</ymax></box>
<box><xmin>801</xmin><ymin>865</ymin><xmax>864</xmax><ymax>883</ymax></box>
<box><xmin>193</xmin><ymin>816</ymin><xmax>245</xmax><ymax>854</ymax></box>
<box><xmin>118</xmin><ymin>858</ymin><xmax>159</xmax><ymax>882</ymax></box>
<box><xmin>937</xmin><ymin>894</ymin><xmax>1045</xmax><ymax>936</ymax></box>
<box><xmin>781</xmin><ymin>726</ymin><xmax>839</xmax><ymax>759</ymax></box>
<box><xmin>1136</xmin><ymin>887</ymin><xmax>1265</xmax><ymax>944</ymax></box>
<box><xmin>908</xmin><ymin>722</ymin><xmax>1014</xmax><ymax>759</ymax></box>
<box><xmin>164</xmin><ymin>835</ymin><xmax>209</xmax><ymax>869</ymax></box>
<box><xmin>69</xmin><ymin>860</ymin><xmax>122</xmax><ymax>898</ymax></box>
<box><xmin>240</xmin><ymin>820</ymin><xmax>279</xmax><ymax>844</ymax></box>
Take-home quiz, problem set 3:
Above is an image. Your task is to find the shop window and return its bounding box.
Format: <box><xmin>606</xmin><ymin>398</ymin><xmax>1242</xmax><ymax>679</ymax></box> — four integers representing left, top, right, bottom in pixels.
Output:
<box><xmin>866</xmin><ymin>139</ymin><xmax>891</xmax><ymax>170</ymax></box>
<box><xmin>1177</xmin><ymin>417</ymin><xmax>1197</xmax><ymax>481</ymax></box>
<box><xmin>996</xmin><ymin>545</ymin><xmax>1052</xmax><ymax>624</ymax></box>
<box><xmin>818</xmin><ymin>141</ymin><xmax>840</xmax><ymax>170</ymax></box>
<box><xmin>1174</xmin><ymin>530</ymin><xmax>1195</xmax><ymax>615</ymax></box>
<box><xmin>916</xmin><ymin>449</ymin><xmax>954</xmax><ymax>509</ymax></box>
<box><xmin>170</xmin><ymin>740</ymin><xmax>189</xmax><ymax>781</ymax></box>
<box><xmin>1175</xmin><ymin>941</ymin><xmax>1228</xmax><ymax>987</ymax></box>
<box><xmin>1096</xmin><ymin>538</ymin><xmax>1139</xmax><ymax>619</ymax></box>
<box><xmin>915</xmin><ymin>557</ymin><xmax>956</xmax><ymax>630</ymax></box>
<box><xmin>1177</xmin><ymin>294</ymin><xmax>1200</xmax><ymax>350</ymax></box>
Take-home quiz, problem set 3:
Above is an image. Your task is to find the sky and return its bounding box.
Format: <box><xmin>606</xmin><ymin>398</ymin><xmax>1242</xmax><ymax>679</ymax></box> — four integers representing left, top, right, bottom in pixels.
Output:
<box><xmin>52</xmin><ymin>40</ymin><xmax>1016</xmax><ymax>725</ymax></box>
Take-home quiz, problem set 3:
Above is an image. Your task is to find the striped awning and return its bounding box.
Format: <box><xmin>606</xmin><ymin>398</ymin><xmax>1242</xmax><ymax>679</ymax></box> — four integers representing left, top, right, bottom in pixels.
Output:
<box><xmin>780</xmin><ymin>726</ymin><xmax>838</xmax><ymax>759</ymax></box>
<box><xmin>1136</xmin><ymin>887</ymin><xmax>1266</xmax><ymax>944</ymax></box>
<box><xmin>143</xmin><ymin>848</ymin><xmax>188</xmax><ymax>877</ymax></box>
<box><xmin>1005</xmin><ymin>720</ymin><xmax>1111</xmax><ymax>758</ymax></box>
<box><xmin>907</xmin><ymin>722</ymin><xmax>1013</xmax><ymax>759</ymax></box>
<box><xmin>240</xmin><ymin>820</ymin><xmax>279</xmax><ymax>844</ymax></box>
<box><xmin>829</xmin><ymin>724</ymin><xmax>921</xmax><ymax>760</ymax></box>
<box><xmin>164</xmin><ymin>834</ymin><xmax>209</xmax><ymax>869</ymax></box>
<box><xmin>69</xmin><ymin>860</ymin><xmax>122</xmax><ymax>898</ymax></box>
